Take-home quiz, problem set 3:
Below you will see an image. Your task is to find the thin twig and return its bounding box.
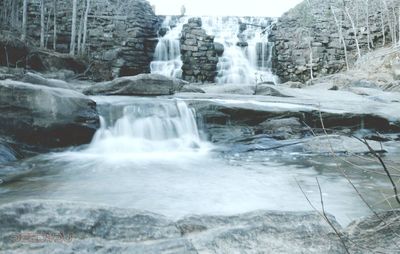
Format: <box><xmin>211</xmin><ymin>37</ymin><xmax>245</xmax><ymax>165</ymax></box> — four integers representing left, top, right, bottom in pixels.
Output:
<box><xmin>317</xmin><ymin>110</ymin><xmax>400</xmax><ymax>243</ymax></box>
<box><xmin>316</xmin><ymin>177</ymin><xmax>351</xmax><ymax>254</ymax></box>
<box><xmin>353</xmin><ymin>136</ymin><xmax>400</xmax><ymax>205</ymax></box>
<box><xmin>295</xmin><ymin>178</ymin><xmax>350</xmax><ymax>254</ymax></box>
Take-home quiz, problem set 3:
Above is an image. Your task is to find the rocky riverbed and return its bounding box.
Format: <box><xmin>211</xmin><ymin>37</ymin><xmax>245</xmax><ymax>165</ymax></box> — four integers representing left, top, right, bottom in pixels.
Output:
<box><xmin>0</xmin><ymin>67</ymin><xmax>399</xmax><ymax>253</ymax></box>
<box><xmin>0</xmin><ymin>200</ymin><xmax>398</xmax><ymax>254</ymax></box>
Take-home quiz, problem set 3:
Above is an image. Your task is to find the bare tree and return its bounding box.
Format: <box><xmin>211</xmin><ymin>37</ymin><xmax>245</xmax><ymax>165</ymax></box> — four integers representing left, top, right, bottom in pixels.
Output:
<box><xmin>77</xmin><ymin>1</ymin><xmax>85</xmax><ymax>55</ymax></box>
<box><xmin>345</xmin><ymin>6</ymin><xmax>362</xmax><ymax>59</ymax></box>
<box><xmin>40</xmin><ymin>0</ymin><xmax>45</xmax><ymax>48</ymax></box>
<box><xmin>81</xmin><ymin>0</ymin><xmax>91</xmax><ymax>54</ymax></box>
<box><xmin>10</xmin><ymin>0</ymin><xmax>17</xmax><ymax>28</ymax></box>
<box><xmin>380</xmin><ymin>11</ymin><xmax>386</xmax><ymax>46</ymax></box>
<box><xmin>22</xmin><ymin>0</ymin><xmax>28</xmax><ymax>42</ymax></box>
<box><xmin>398</xmin><ymin>5</ymin><xmax>400</xmax><ymax>46</ymax></box>
<box><xmin>365</xmin><ymin>0</ymin><xmax>373</xmax><ymax>50</ymax></box>
<box><xmin>53</xmin><ymin>0</ymin><xmax>57</xmax><ymax>50</ymax></box>
<box><xmin>331</xmin><ymin>6</ymin><xmax>350</xmax><ymax>70</ymax></box>
<box><xmin>70</xmin><ymin>0</ymin><xmax>77</xmax><ymax>56</ymax></box>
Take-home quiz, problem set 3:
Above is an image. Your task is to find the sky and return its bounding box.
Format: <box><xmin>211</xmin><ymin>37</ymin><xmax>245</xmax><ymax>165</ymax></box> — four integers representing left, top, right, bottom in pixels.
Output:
<box><xmin>147</xmin><ymin>0</ymin><xmax>304</xmax><ymax>17</ymax></box>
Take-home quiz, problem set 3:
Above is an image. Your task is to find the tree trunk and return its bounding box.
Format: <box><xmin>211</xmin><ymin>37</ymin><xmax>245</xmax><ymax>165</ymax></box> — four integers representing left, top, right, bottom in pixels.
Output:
<box><xmin>45</xmin><ymin>4</ymin><xmax>52</xmax><ymax>48</ymax></box>
<box><xmin>345</xmin><ymin>7</ymin><xmax>362</xmax><ymax>59</ymax></box>
<box><xmin>365</xmin><ymin>0</ymin><xmax>373</xmax><ymax>49</ymax></box>
<box><xmin>398</xmin><ymin>5</ymin><xmax>400</xmax><ymax>46</ymax></box>
<box><xmin>380</xmin><ymin>11</ymin><xmax>386</xmax><ymax>46</ymax></box>
<box><xmin>22</xmin><ymin>0</ymin><xmax>28</xmax><ymax>41</ymax></box>
<box><xmin>40</xmin><ymin>0</ymin><xmax>45</xmax><ymax>48</ymax></box>
<box><xmin>53</xmin><ymin>0</ymin><xmax>57</xmax><ymax>50</ymax></box>
<box><xmin>331</xmin><ymin>7</ymin><xmax>349</xmax><ymax>70</ymax></box>
<box><xmin>10</xmin><ymin>0</ymin><xmax>16</xmax><ymax>28</ymax></box>
<box><xmin>81</xmin><ymin>0</ymin><xmax>90</xmax><ymax>54</ymax></box>
<box><xmin>70</xmin><ymin>0</ymin><xmax>77</xmax><ymax>56</ymax></box>
<box><xmin>77</xmin><ymin>1</ymin><xmax>85</xmax><ymax>56</ymax></box>
<box><xmin>308</xmin><ymin>39</ymin><xmax>314</xmax><ymax>80</ymax></box>
<box><xmin>392</xmin><ymin>7</ymin><xmax>397</xmax><ymax>45</ymax></box>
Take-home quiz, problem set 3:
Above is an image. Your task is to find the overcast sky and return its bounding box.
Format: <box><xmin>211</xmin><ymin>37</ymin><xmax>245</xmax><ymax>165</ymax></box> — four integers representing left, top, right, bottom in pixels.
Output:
<box><xmin>147</xmin><ymin>0</ymin><xmax>303</xmax><ymax>17</ymax></box>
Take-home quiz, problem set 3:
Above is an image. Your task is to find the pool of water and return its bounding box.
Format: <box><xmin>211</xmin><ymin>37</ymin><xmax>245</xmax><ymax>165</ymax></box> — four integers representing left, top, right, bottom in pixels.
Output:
<box><xmin>0</xmin><ymin>96</ymin><xmax>398</xmax><ymax>226</ymax></box>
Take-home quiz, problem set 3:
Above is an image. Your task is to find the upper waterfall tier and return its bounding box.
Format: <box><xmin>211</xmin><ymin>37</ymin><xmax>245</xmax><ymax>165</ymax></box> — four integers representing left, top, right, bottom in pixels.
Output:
<box><xmin>150</xmin><ymin>17</ymin><xmax>189</xmax><ymax>79</ymax></box>
<box><xmin>151</xmin><ymin>16</ymin><xmax>278</xmax><ymax>84</ymax></box>
<box><xmin>202</xmin><ymin>17</ymin><xmax>277</xmax><ymax>84</ymax></box>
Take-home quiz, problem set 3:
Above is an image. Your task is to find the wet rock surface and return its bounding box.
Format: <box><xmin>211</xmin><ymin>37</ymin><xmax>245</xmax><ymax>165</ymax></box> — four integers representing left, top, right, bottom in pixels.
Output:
<box><xmin>0</xmin><ymin>80</ymin><xmax>99</xmax><ymax>149</ymax></box>
<box><xmin>84</xmin><ymin>74</ymin><xmax>187</xmax><ymax>96</ymax></box>
<box><xmin>177</xmin><ymin>85</ymin><xmax>400</xmax><ymax>153</ymax></box>
<box><xmin>0</xmin><ymin>200</ymin><xmax>345</xmax><ymax>254</ymax></box>
<box><xmin>0</xmin><ymin>200</ymin><xmax>397</xmax><ymax>253</ymax></box>
<box><xmin>346</xmin><ymin>210</ymin><xmax>400</xmax><ymax>254</ymax></box>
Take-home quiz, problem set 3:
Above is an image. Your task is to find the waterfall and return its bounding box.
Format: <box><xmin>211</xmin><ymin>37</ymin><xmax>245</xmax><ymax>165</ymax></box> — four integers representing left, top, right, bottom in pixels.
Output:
<box><xmin>151</xmin><ymin>16</ymin><xmax>277</xmax><ymax>84</ymax></box>
<box><xmin>150</xmin><ymin>17</ymin><xmax>188</xmax><ymax>79</ymax></box>
<box><xmin>86</xmin><ymin>98</ymin><xmax>209</xmax><ymax>157</ymax></box>
<box><xmin>202</xmin><ymin>17</ymin><xmax>277</xmax><ymax>84</ymax></box>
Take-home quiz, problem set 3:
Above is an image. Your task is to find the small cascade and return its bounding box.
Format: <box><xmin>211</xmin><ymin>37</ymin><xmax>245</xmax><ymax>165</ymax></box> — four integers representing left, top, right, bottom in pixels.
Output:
<box><xmin>87</xmin><ymin>99</ymin><xmax>208</xmax><ymax>157</ymax></box>
<box><xmin>150</xmin><ymin>17</ymin><xmax>187</xmax><ymax>78</ymax></box>
<box><xmin>202</xmin><ymin>17</ymin><xmax>277</xmax><ymax>84</ymax></box>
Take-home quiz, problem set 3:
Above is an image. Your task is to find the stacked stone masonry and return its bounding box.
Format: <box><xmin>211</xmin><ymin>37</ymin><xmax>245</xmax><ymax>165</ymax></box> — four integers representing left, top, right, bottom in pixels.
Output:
<box><xmin>13</xmin><ymin>0</ymin><xmax>160</xmax><ymax>80</ymax></box>
<box><xmin>180</xmin><ymin>18</ymin><xmax>219</xmax><ymax>83</ymax></box>
<box><xmin>270</xmin><ymin>0</ymin><xmax>396</xmax><ymax>83</ymax></box>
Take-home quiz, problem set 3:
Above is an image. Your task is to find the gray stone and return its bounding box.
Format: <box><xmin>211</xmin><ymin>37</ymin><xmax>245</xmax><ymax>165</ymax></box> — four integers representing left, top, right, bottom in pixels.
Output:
<box><xmin>84</xmin><ymin>74</ymin><xmax>187</xmax><ymax>96</ymax></box>
<box><xmin>345</xmin><ymin>210</ymin><xmax>400</xmax><ymax>254</ymax></box>
<box><xmin>179</xmin><ymin>85</ymin><xmax>206</xmax><ymax>93</ymax></box>
<box><xmin>0</xmin><ymin>200</ymin><xmax>346</xmax><ymax>254</ymax></box>
<box><xmin>0</xmin><ymin>80</ymin><xmax>99</xmax><ymax>148</ymax></box>
<box><xmin>255</xmin><ymin>84</ymin><xmax>293</xmax><ymax>97</ymax></box>
<box><xmin>213</xmin><ymin>42</ymin><xmax>224</xmax><ymax>57</ymax></box>
<box><xmin>21</xmin><ymin>72</ymin><xmax>72</xmax><ymax>90</ymax></box>
<box><xmin>180</xmin><ymin>17</ymin><xmax>219</xmax><ymax>83</ymax></box>
<box><xmin>0</xmin><ymin>139</ymin><xmax>16</xmax><ymax>164</ymax></box>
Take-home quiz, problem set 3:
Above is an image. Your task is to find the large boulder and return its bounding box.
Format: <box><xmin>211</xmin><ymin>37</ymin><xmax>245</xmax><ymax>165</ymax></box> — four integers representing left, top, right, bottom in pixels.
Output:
<box><xmin>0</xmin><ymin>80</ymin><xmax>99</xmax><ymax>148</ymax></box>
<box><xmin>84</xmin><ymin>74</ymin><xmax>187</xmax><ymax>96</ymax></box>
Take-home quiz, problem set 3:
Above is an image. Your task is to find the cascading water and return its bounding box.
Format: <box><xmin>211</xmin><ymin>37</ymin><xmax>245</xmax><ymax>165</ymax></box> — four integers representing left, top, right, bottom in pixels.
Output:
<box><xmin>152</xmin><ymin>16</ymin><xmax>277</xmax><ymax>84</ymax></box>
<box><xmin>150</xmin><ymin>17</ymin><xmax>188</xmax><ymax>79</ymax></box>
<box><xmin>202</xmin><ymin>17</ymin><xmax>277</xmax><ymax>84</ymax></box>
<box><xmin>82</xmin><ymin>97</ymin><xmax>210</xmax><ymax>160</ymax></box>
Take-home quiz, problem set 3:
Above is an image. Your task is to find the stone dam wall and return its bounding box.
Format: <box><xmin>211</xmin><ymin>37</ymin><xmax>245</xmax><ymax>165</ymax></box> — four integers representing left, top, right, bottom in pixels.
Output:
<box><xmin>0</xmin><ymin>0</ymin><xmax>397</xmax><ymax>83</ymax></box>
<box><xmin>269</xmin><ymin>0</ymin><xmax>394</xmax><ymax>83</ymax></box>
<box><xmin>9</xmin><ymin>0</ymin><xmax>160</xmax><ymax>80</ymax></box>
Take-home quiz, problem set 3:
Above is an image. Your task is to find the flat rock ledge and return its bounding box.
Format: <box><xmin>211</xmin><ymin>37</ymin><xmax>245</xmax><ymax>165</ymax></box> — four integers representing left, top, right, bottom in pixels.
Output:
<box><xmin>84</xmin><ymin>74</ymin><xmax>187</xmax><ymax>96</ymax></box>
<box><xmin>1</xmin><ymin>200</ymin><xmax>398</xmax><ymax>253</ymax></box>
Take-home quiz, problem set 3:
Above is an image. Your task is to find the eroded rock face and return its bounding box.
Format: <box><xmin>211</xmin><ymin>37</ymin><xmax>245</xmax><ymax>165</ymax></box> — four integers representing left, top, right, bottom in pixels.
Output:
<box><xmin>0</xmin><ymin>80</ymin><xmax>99</xmax><ymax>148</ymax></box>
<box><xmin>84</xmin><ymin>73</ymin><xmax>187</xmax><ymax>96</ymax></box>
<box><xmin>0</xmin><ymin>200</ymin><xmax>347</xmax><ymax>254</ymax></box>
